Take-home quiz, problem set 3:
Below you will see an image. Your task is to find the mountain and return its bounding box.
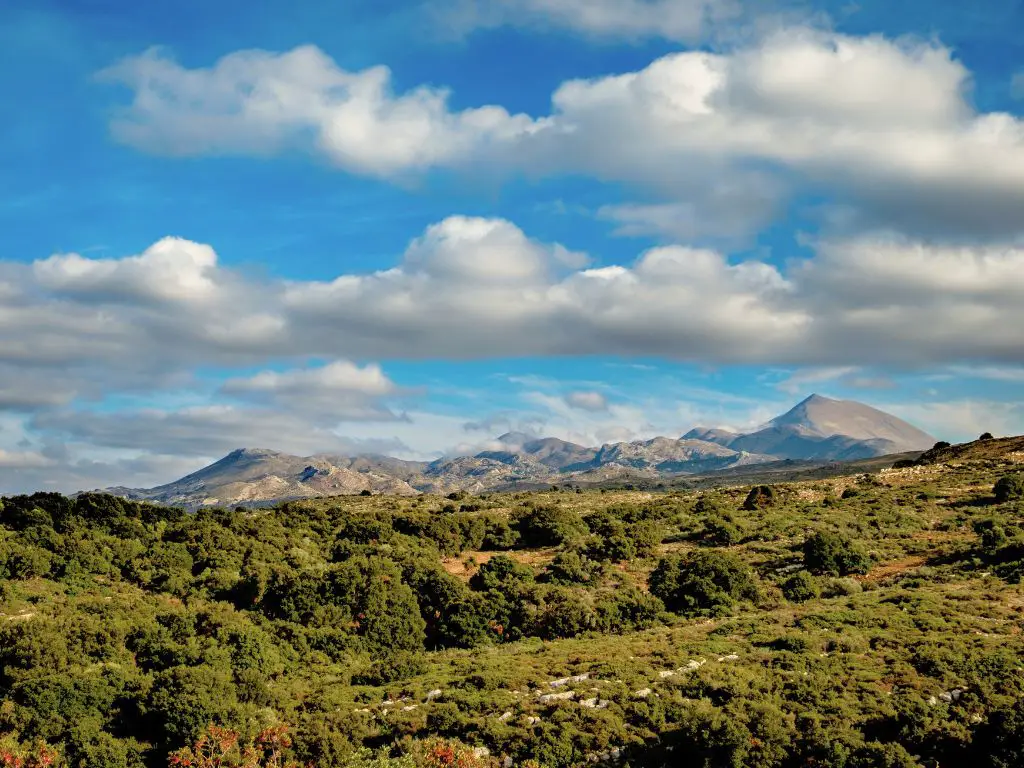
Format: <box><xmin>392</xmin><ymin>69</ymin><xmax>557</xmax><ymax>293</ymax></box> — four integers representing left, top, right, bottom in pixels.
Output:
<box><xmin>725</xmin><ymin>394</ymin><xmax>935</xmax><ymax>460</ymax></box>
<box><xmin>681</xmin><ymin>427</ymin><xmax>738</xmax><ymax>446</ymax></box>
<box><xmin>101</xmin><ymin>394</ymin><xmax>937</xmax><ymax>507</ymax></box>
<box><xmin>478</xmin><ymin>433</ymin><xmax>598</xmax><ymax>469</ymax></box>
<box><xmin>115</xmin><ymin>448</ymin><xmax>419</xmax><ymax>507</ymax></box>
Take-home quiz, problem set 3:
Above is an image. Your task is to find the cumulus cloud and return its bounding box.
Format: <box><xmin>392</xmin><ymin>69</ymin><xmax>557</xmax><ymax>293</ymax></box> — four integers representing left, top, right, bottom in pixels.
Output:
<box><xmin>100</xmin><ymin>29</ymin><xmax>1024</xmax><ymax>239</ymax></box>
<box><xmin>97</xmin><ymin>46</ymin><xmax>538</xmax><ymax>179</ymax></box>
<box><xmin>6</xmin><ymin>219</ymin><xmax>1024</xmax><ymax>379</ymax></box>
<box><xmin>564</xmin><ymin>391</ymin><xmax>610</xmax><ymax>412</ymax></box>
<box><xmin>34</xmin><ymin>238</ymin><xmax>220</xmax><ymax>303</ymax></box>
<box><xmin>221</xmin><ymin>360</ymin><xmax>400</xmax><ymax>420</ymax></box>
<box><xmin>6</xmin><ymin>217</ymin><xmax>1024</xmax><ymax>490</ymax></box>
<box><xmin>598</xmin><ymin>172</ymin><xmax>784</xmax><ymax>244</ymax></box>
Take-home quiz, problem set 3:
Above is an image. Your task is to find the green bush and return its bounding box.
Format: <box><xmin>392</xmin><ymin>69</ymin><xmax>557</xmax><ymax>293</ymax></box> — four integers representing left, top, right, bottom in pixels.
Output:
<box><xmin>649</xmin><ymin>550</ymin><xmax>759</xmax><ymax>616</ymax></box>
<box><xmin>782</xmin><ymin>571</ymin><xmax>820</xmax><ymax>602</ymax></box>
<box><xmin>994</xmin><ymin>474</ymin><xmax>1024</xmax><ymax>504</ymax></box>
<box><xmin>803</xmin><ymin>532</ymin><xmax>872</xmax><ymax>576</ymax></box>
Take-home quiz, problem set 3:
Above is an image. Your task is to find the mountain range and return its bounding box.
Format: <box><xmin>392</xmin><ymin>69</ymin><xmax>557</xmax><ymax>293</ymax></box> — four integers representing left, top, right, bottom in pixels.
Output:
<box><xmin>105</xmin><ymin>394</ymin><xmax>937</xmax><ymax>508</ymax></box>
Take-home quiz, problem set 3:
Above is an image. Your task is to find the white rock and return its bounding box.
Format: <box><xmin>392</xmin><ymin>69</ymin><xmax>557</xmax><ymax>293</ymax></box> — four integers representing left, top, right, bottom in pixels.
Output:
<box><xmin>658</xmin><ymin>670</ymin><xmax>675</xmax><ymax>679</ymax></box>
<box><xmin>426</xmin><ymin>689</ymin><xmax>442</xmax><ymax>700</ymax></box>
<box><xmin>550</xmin><ymin>673</ymin><xmax>590</xmax><ymax>688</ymax></box>
<box><xmin>498</xmin><ymin>711</ymin><xmax>512</xmax><ymax>721</ymax></box>
<box><xmin>538</xmin><ymin>690</ymin><xmax>576</xmax><ymax>703</ymax></box>
<box><xmin>717</xmin><ymin>654</ymin><xmax>740</xmax><ymax>662</ymax></box>
<box><xmin>401</xmin><ymin>705</ymin><xmax>418</xmax><ymax>712</ymax></box>
<box><xmin>634</xmin><ymin>688</ymin><xmax>652</xmax><ymax>698</ymax></box>
<box><xmin>472</xmin><ymin>747</ymin><xmax>490</xmax><ymax>758</ymax></box>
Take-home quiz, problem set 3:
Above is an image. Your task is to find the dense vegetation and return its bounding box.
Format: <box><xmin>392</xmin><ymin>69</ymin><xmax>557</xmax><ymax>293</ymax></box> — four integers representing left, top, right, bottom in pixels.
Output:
<box><xmin>1</xmin><ymin>438</ymin><xmax>1024</xmax><ymax>767</ymax></box>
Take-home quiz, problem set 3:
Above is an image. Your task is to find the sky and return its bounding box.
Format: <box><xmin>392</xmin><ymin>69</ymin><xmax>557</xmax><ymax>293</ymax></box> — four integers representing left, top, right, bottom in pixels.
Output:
<box><xmin>2</xmin><ymin>0</ymin><xmax>1024</xmax><ymax>493</ymax></box>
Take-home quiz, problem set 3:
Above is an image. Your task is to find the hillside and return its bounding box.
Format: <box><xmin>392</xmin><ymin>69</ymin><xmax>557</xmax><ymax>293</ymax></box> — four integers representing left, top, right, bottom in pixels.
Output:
<box><xmin>102</xmin><ymin>395</ymin><xmax>937</xmax><ymax>508</ymax></box>
<box><xmin>2</xmin><ymin>433</ymin><xmax>1024</xmax><ymax>767</ymax></box>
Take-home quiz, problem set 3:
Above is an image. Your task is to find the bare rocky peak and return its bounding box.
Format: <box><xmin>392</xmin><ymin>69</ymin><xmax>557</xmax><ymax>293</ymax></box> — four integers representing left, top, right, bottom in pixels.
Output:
<box><xmin>102</xmin><ymin>395</ymin><xmax>938</xmax><ymax>508</ymax></box>
<box><xmin>767</xmin><ymin>394</ymin><xmax>935</xmax><ymax>449</ymax></box>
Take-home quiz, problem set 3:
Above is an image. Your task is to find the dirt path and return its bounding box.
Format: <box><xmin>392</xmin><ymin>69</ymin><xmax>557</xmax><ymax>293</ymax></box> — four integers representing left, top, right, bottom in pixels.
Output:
<box><xmin>858</xmin><ymin>556</ymin><xmax>927</xmax><ymax>584</ymax></box>
<box><xmin>441</xmin><ymin>549</ymin><xmax>557</xmax><ymax>581</ymax></box>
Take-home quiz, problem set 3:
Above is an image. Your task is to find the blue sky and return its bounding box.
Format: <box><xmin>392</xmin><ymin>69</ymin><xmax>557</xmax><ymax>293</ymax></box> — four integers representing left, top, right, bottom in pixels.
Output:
<box><xmin>2</xmin><ymin>0</ymin><xmax>1024</xmax><ymax>491</ymax></box>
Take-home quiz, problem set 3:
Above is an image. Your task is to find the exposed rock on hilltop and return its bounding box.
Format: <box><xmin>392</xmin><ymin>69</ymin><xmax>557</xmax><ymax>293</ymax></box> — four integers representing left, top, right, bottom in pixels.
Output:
<box><xmin>690</xmin><ymin>395</ymin><xmax>936</xmax><ymax>461</ymax></box>
<box><xmin>117</xmin><ymin>447</ymin><xmax>418</xmax><ymax>507</ymax></box>
<box><xmin>103</xmin><ymin>395</ymin><xmax>939</xmax><ymax>508</ymax></box>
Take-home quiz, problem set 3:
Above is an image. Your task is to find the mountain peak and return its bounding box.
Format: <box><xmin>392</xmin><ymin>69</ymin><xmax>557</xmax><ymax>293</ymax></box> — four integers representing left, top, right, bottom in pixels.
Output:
<box><xmin>798</xmin><ymin>393</ymin><xmax>834</xmax><ymax>406</ymax></box>
<box><xmin>765</xmin><ymin>394</ymin><xmax>935</xmax><ymax>449</ymax></box>
<box><xmin>226</xmin><ymin>447</ymin><xmax>282</xmax><ymax>460</ymax></box>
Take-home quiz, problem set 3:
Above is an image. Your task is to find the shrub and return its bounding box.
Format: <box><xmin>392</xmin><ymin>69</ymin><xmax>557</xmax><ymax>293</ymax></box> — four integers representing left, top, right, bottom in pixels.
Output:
<box><xmin>742</xmin><ymin>486</ymin><xmax>776</xmax><ymax>511</ymax></box>
<box><xmin>512</xmin><ymin>505</ymin><xmax>587</xmax><ymax>548</ymax></box>
<box><xmin>974</xmin><ymin>520</ymin><xmax>1009</xmax><ymax>554</ymax></box>
<box><xmin>994</xmin><ymin>474</ymin><xmax>1024</xmax><ymax>504</ymax></box>
<box><xmin>468</xmin><ymin>555</ymin><xmax>533</xmax><ymax>592</ymax></box>
<box><xmin>803</xmin><ymin>532</ymin><xmax>872</xmax><ymax>576</ymax></box>
<box><xmin>702</xmin><ymin>516</ymin><xmax>741</xmax><ymax>546</ymax></box>
<box><xmin>782</xmin><ymin>571</ymin><xmax>820</xmax><ymax>603</ymax></box>
<box><xmin>542</xmin><ymin>551</ymin><xmax>605</xmax><ymax>586</ymax></box>
<box><xmin>649</xmin><ymin>550</ymin><xmax>759</xmax><ymax>616</ymax></box>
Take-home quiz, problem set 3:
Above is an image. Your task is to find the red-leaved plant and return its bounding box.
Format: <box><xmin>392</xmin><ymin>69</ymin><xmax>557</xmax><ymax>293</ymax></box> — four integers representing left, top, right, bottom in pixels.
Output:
<box><xmin>169</xmin><ymin>724</ymin><xmax>300</xmax><ymax>768</ymax></box>
<box><xmin>0</xmin><ymin>739</ymin><xmax>59</xmax><ymax>768</ymax></box>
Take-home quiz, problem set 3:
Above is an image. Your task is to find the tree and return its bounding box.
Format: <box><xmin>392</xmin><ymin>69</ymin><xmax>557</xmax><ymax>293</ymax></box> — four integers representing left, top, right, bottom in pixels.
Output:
<box><xmin>994</xmin><ymin>474</ymin><xmax>1024</xmax><ymax>504</ymax></box>
<box><xmin>145</xmin><ymin>666</ymin><xmax>237</xmax><ymax>750</ymax></box>
<box><xmin>649</xmin><ymin>551</ymin><xmax>759</xmax><ymax>615</ymax></box>
<box><xmin>468</xmin><ymin>555</ymin><xmax>533</xmax><ymax>592</ymax></box>
<box><xmin>512</xmin><ymin>505</ymin><xmax>586</xmax><ymax>548</ymax></box>
<box><xmin>803</xmin><ymin>532</ymin><xmax>871</xmax><ymax>576</ymax></box>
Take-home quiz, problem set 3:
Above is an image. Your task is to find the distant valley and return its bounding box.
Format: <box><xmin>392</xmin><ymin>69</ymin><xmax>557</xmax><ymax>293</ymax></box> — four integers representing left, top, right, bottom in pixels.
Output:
<box><xmin>104</xmin><ymin>394</ymin><xmax>937</xmax><ymax>508</ymax></box>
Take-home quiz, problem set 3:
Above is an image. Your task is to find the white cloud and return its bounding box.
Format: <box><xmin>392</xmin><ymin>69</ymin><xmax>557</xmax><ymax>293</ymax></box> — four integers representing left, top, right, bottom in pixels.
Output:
<box><xmin>883</xmin><ymin>399</ymin><xmax>1024</xmax><ymax>443</ymax></box>
<box><xmin>6</xmin><ymin>220</ymin><xmax>1024</xmax><ymax>385</ymax></box>
<box><xmin>438</xmin><ymin>0</ymin><xmax>740</xmax><ymax>43</ymax></box>
<box><xmin>98</xmin><ymin>46</ymin><xmax>537</xmax><ymax>179</ymax></box>
<box><xmin>34</xmin><ymin>238</ymin><xmax>220</xmax><ymax>303</ymax></box>
<box><xmin>773</xmin><ymin>366</ymin><xmax>860</xmax><ymax>395</ymax></box>
<box><xmin>564</xmin><ymin>390</ymin><xmax>610</xmax><ymax>412</ymax></box>
<box><xmin>0</xmin><ymin>449</ymin><xmax>55</xmax><ymax>469</ymax></box>
<box><xmin>598</xmin><ymin>172</ymin><xmax>784</xmax><ymax>243</ymax></box>
<box><xmin>6</xmin><ymin>218</ymin><xmax>1024</xmax><ymax>490</ymax></box>
<box><xmin>221</xmin><ymin>360</ymin><xmax>399</xmax><ymax>420</ymax></box>
<box><xmin>99</xmin><ymin>30</ymin><xmax>1024</xmax><ymax>239</ymax></box>
<box><xmin>30</xmin><ymin>405</ymin><xmax>407</xmax><ymax>464</ymax></box>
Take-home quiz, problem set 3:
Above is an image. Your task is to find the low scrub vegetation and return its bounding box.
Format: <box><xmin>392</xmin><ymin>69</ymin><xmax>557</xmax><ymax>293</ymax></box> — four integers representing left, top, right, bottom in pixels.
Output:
<box><xmin>1</xmin><ymin>437</ymin><xmax>1024</xmax><ymax>766</ymax></box>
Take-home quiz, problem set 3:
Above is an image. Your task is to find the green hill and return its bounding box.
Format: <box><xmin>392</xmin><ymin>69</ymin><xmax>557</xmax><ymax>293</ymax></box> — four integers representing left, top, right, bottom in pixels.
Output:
<box><xmin>1</xmin><ymin>435</ymin><xmax>1024</xmax><ymax>767</ymax></box>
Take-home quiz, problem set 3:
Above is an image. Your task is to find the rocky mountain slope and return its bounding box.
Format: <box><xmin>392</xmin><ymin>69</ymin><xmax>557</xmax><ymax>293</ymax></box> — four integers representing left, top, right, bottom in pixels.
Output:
<box><xmin>685</xmin><ymin>394</ymin><xmax>935</xmax><ymax>460</ymax></box>
<box><xmin>104</xmin><ymin>394</ymin><xmax>937</xmax><ymax>507</ymax></box>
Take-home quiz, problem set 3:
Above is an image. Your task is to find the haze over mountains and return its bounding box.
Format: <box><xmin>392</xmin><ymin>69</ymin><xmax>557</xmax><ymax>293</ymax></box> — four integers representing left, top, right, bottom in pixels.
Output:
<box><xmin>107</xmin><ymin>395</ymin><xmax>936</xmax><ymax>507</ymax></box>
